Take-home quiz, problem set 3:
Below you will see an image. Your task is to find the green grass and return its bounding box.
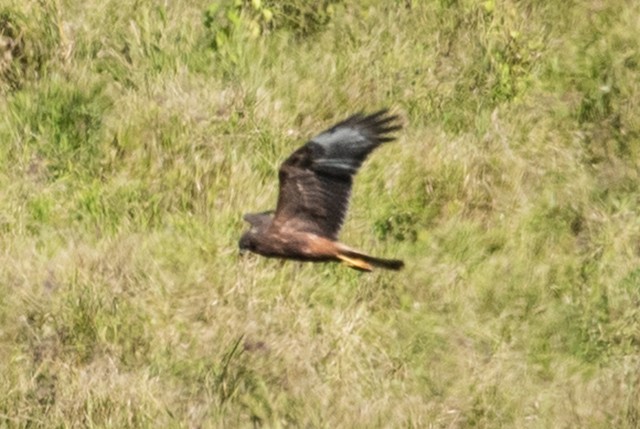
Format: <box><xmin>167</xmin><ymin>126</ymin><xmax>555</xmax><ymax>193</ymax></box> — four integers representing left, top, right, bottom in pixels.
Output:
<box><xmin>1</xmin><ymin>0</ymin><xmax>640</xmax><ymax>427</ymax></box>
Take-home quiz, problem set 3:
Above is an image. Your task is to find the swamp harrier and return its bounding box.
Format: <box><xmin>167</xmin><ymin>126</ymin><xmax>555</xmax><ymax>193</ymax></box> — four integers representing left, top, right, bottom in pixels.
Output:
<box><xmin>239</xmin><ymin>109</ymin><xmax>404</xmax><ymax>271</ymax></box>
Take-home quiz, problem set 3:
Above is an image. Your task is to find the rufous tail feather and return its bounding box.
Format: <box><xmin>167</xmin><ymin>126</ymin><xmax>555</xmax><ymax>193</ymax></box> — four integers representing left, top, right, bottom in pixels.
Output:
<box><xmin>337</xmin><ymin>248</ymin><xmax>404</xmax><ymax>271</ymax></box>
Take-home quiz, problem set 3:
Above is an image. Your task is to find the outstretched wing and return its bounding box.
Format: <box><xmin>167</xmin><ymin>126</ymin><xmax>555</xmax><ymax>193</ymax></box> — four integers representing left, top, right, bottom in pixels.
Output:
<box><xmin>270</xmin><ymin>109</ymin><xmax>401</xmax><ymax>240</ymax></box>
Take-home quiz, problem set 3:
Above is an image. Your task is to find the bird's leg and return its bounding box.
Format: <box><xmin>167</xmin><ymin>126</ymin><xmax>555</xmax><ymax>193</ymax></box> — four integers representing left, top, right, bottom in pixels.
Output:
<box><xmin>336</xmin><ymin>254</ymin><xmax>373</xmax><ymax>272</ymax></box>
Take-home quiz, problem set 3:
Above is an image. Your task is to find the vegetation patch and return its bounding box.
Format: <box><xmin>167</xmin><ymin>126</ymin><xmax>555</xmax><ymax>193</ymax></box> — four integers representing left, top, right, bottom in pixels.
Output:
<box><xmin>0</xmin><ymin>0</ymin><xmax>639</xmax><ymax>427</ymax></box>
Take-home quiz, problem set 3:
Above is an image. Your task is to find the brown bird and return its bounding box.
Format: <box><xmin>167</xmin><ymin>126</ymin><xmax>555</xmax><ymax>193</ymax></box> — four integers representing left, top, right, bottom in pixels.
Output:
<box><xmin>239</xmin><ymin>109</ymin><xmax>404</xmax><ymax>271</ymax></box>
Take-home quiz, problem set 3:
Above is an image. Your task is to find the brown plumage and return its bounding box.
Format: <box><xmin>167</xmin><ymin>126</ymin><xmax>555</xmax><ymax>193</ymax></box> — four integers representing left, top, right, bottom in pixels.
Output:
<box><xmin>239</xmin><ymin>109</ymin><xmax>404</xmax><ymax>271</ymax></box>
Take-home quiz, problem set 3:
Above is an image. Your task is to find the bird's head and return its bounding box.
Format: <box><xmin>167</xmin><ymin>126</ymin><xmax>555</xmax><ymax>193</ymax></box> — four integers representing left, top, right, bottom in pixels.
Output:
<box><xmin>238</xmin><ymin>229</ymin><xmax>258</xmax><ymax>254</ymax></box>
<box><xmin>239</xmin><ymin>211</ymin><xmax>274</xmax><ymax>255</ymax></box>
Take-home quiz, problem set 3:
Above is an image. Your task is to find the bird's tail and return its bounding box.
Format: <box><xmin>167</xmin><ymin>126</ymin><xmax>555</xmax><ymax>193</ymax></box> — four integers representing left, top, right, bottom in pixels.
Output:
<box><xmin>337</xmin><ymin>247</ymin><xmax>404</xmax><ymax>272</ymax></box>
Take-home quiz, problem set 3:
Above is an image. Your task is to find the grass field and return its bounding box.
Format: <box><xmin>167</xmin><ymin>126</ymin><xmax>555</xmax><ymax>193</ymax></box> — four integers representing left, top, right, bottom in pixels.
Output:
<box><xmin>1</xmin><ymin>0</ymin><xmax>639</xmax><ymax>427</ymax></box>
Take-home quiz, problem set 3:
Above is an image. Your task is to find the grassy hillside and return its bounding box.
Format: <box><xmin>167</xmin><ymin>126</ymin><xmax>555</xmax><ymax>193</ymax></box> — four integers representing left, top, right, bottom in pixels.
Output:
<box><xmin>1</xmin><ymin>0</ymin><xmax>639</xmax><ymax>427</ymax></box>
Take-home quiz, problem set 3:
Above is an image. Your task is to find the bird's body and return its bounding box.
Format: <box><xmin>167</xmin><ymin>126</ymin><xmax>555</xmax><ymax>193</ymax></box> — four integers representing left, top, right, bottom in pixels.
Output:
<box><xmin>239</xmin><ymin>109</ymin><xmax>404</xmax><ymax>271</ymax></box>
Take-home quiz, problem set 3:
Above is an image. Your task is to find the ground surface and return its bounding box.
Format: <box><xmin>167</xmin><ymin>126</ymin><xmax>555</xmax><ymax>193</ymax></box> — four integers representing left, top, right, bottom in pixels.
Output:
<box><xmin>1</xmin><ymin>0</ymin><xmax>639</xmax><ymax>427</ymax></box>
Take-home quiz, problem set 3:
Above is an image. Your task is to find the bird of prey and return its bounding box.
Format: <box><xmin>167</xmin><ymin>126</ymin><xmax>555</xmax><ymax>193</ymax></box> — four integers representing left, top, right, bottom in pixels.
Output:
<box><xmin>239</xmin><ymin>109</ymin><xmax>404</xmax><ymax>271</ymax></box>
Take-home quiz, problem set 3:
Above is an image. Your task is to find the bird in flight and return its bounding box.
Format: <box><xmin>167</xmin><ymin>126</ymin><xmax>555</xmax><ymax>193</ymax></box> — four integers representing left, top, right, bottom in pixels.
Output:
<box><xmin>239</xmin><ymin>109</ymin><xmax>404</xmax><ymax>271</ymax></box>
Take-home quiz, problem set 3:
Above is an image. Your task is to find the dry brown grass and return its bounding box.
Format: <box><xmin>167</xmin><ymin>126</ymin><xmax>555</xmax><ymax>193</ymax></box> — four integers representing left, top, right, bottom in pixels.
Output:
<box><xmin>1</xmin><ymin>0</ymin><xmax>639</xmax><ymax>427</ymax></box>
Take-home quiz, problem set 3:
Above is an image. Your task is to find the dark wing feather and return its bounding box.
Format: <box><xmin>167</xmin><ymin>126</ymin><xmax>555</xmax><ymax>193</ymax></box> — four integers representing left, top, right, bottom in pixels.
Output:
<box><xmin>271</xmin><ymin>109</ymin><xmax>401</xmax><ymax>240</ymax></box>
<box><xmin>243</xmin><ymin>211</ymin><xmax>274</xmax><ymax>229</ymax></box>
